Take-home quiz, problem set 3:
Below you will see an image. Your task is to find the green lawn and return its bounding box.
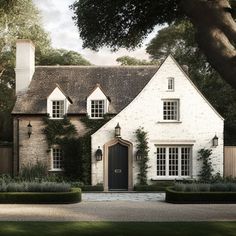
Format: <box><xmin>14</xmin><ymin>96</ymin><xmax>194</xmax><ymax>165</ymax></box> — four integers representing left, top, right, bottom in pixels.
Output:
<box><xmin>0</xmin><ymin>222</ymin><xmax>235</xmax><ymax>236</ymax></box>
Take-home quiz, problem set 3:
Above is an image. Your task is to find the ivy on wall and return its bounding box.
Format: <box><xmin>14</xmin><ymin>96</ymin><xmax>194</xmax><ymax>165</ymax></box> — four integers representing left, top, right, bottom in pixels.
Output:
<box><xmin>135</xmin><ymin>127</ymin><xmax>150</xmax><ymax>185</ymax></box>
<box><xmin>43</xmin><ymin>115</ymin><xmax>111</xmax><ymax>184</ymax></box>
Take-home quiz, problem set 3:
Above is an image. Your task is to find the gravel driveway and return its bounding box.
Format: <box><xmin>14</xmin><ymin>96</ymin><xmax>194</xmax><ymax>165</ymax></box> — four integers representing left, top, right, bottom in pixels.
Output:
<box><xmin>0</xmin><ymin>193</ymin><xmax>235</xmax><ymax>221</ymax></box>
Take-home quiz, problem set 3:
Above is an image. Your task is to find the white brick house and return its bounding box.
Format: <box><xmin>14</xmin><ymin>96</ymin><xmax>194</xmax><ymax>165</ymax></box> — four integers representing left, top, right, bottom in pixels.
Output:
<box><xmin>12</xmin><ymin>40</ymin><xmax>224</xmax><ymax>191</ymax></box>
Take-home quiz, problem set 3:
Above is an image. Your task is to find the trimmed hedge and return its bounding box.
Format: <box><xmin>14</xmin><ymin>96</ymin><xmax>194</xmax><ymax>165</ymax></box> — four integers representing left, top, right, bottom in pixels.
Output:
<box><xmin>166</xmin><ymin>187</ymin><xmax>236</xmax><ymax>203</ymax></box>
<box><xmin>80</xmin><ymin>185</ymin><xmax>104</xmax><ymax>192</ymax></box>
<box><xmin>134</xmin><ymin>181</ymin><xmax>174</xmax><ymax>192</ymax></box>
<box><xmin>0</xmin><ymin>188</ymin><xmax>81</xmax><ymax>204</ymax></box>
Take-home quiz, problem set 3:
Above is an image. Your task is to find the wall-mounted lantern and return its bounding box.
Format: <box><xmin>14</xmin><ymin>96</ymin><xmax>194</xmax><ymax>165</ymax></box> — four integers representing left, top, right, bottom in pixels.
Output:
<box><xmin>115</xmin><ymin>123</ymin><xmax>121</xmax><ymax>137</ymax></box>
<box><xmin>27</xmin><ymin>122</ymin><xmax>32</xmax><ymax>138</ymax></box>
<box><xmin>212</xmin><ymin>135</ymin><xmax>219</xmax><ymax>147</ymax></box>
<box><xmin>136</xmin><ymin>150</ymin><xmax>143</xmax><ymax>161</ymax></box>
<box><xmin>95</xmin><ymin>146</ymin><xmax>103</xmax><ymax>161</ymax></box>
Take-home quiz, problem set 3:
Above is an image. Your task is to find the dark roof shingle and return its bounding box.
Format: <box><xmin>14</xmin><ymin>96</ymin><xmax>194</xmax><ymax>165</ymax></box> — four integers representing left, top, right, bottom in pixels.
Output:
<box><xmin>12</xmin><ymin>66</ymin><xmax>158</xmax><ymax>114</ymax></box>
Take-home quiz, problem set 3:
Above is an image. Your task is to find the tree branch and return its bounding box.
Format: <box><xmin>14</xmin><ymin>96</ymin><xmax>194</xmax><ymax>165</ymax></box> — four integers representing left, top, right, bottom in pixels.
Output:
<box><xmin>181</xmin><ymin>0</ymin><xmax>236</xmax><ymax>89</ymax></box>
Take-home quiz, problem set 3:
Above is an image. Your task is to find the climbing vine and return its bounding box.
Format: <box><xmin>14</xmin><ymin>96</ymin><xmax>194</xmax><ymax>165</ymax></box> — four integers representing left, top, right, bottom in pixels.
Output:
<box><xmin>43</xmin><ymin>115</ymin><xmax>111</xmax><ymax>184</ymax></box>
<box><xmin>198</xmin><ymin>148</ymin><xmax>214</xmax><ymax>182</ymax></box>
<box><xmin>135</xmin><ymin>127</ymin><xmax>150</xmax><ymax>185</ymax></box>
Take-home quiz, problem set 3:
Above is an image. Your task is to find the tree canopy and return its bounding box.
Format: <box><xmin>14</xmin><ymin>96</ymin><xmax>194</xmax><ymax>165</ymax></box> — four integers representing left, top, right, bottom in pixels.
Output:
<box><xmin>71</xmin><ymin>0</ymin><xmax>236</xmax><ymax>89</ymax></box>
<box><xmin>116</xmin><ymin>56</ymin><xmax>158</xmax><ymax>66</ymax></box>
<box><xmin>39</xmin><ymin>49</ymin><xmax>91</xmax><ymax>66</ymax></box>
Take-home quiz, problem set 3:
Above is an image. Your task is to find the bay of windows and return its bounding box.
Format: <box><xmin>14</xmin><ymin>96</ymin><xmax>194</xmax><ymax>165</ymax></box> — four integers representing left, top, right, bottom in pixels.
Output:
<box><xmin>156</xmin><ymin>146</ymin><xmax>191</xmax><ymax>177</ymax></box>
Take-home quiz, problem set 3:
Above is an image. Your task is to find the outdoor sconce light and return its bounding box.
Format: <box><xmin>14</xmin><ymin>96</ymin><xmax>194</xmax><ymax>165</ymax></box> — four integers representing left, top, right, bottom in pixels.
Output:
<box><xmin>212</xmin><ymin>135</ymin><xmax>219</xmax><ymax>147</ymax></box>
<box><xmin>95</xmin><ymin>146</ymin><xmax>103</xmax><ymax>161</ymax></box>
<box><xmin>136</xmin><ymin>150</ymin><xmax>143</xmax><ymax>161</ymax></box>
<box><xmin>115</xmin><ymin>123</ymin><xmax>121</xmax><ymax>137</ymax></box>
<box><xmin>27</xmin><ymin>122</ymin><xmax>32</xmax><ymax>138</ymax></box>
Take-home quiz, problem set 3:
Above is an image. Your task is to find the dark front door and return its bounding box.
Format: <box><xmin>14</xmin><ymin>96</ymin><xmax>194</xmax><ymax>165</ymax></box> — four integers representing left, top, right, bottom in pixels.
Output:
<box><xmin>108</xmin><ymin>143</ymin><xmax>128</xmax><ymax>190</ymax></box>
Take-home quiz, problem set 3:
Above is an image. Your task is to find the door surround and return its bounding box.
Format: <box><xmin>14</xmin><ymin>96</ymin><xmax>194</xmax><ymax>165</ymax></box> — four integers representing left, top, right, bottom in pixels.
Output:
<box><xmin>103</xmin><ymin>138</ymin><xmax>133</xmax><ymax>191</ymax></box>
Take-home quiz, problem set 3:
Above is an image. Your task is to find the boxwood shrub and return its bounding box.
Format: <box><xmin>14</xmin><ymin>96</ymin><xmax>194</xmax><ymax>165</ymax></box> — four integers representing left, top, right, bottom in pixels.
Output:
<box><xmin>0</xmin><ymin>188</ymin><xmax>81</xmax><ymax>204</ymax></box>
<box><xmin>166</xmin><ymin>187</ymin><xmax>236</xmax><ymax>203</ymax></box>
<box><xmin>134</xmin><ymin>181</ymin><xmax>174</xmax><ymax>192</ymax></box>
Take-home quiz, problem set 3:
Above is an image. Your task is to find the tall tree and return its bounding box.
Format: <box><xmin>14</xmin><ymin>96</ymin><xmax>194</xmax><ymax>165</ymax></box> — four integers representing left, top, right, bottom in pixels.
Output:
<box><xmin>0</xmin><ymin>0</ymin><xmax>51</xmax><ymax>142</ymax></box>
<box><xmin>71</xmin><ymin>0</ymin><xmax>236</xmax><ymax>89</ymax></box>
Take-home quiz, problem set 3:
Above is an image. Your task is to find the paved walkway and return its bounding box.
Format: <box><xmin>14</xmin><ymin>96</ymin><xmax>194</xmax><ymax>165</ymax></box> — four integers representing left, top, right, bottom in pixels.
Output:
<box><xmin>83</xmin><ymin>192</ymin><xmax>165</xmax><ymax>202</ymax></box>
<box><xmin>0</xmin><ymin>193</ymin><xmax>235</xmax><ymax>221</ymax></box>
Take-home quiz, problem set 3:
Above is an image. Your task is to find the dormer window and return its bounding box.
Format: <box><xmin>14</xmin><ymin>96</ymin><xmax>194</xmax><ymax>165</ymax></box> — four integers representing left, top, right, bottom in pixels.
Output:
<box><xmin>52</xmin><ymin>100</ymin><xmax>65</xmax><ymax>118</ymax></box>
<box><xmin>87</xmin><ymin>84</ymin><xmax>109</xmax><ymax>119</ymax></box>
<box><xmin>47</xmin><ymin>84</ymin><xmax>72</xmax><ymax>119</ymax></box>
<box><xmin>91</xmin><ymin>100</ymin><xmax>104</xmax><ymax>118</ymax></box>
<box><xmin>167</xmin><ymin>77</ymin><xmax>174</xmax><ymax>91</ymax></box>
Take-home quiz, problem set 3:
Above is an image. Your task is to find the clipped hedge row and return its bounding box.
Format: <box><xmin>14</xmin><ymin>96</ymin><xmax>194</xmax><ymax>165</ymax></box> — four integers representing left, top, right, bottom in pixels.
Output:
<box><xmin>0</xmin><ymin>188</ymin><xmax>81</xmax><ymax>204</ymax></box>
<box><xmin>166</xmin><ymin>187</ymin><xmax>236</xmax><ymax>203</ymax></box>
<box><xmin>80</xmin><ymin>185</ymin><xmax>104</xmax><ymax>192</ymax></box>
<box><xmin>134</xmin><ymin>181</ymin><xmax>174</xmax><ymax>192</ymax></box>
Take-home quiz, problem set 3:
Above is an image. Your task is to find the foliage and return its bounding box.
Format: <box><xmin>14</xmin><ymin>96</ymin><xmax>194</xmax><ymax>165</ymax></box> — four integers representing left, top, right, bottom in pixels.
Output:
<box><xmin>0</xmin><ymin>181</ymin><xmax>71</xmax><ymax>192</ymax></box>
<box><xmin>43</xmin><ymin>116</ymin><xmax>77</xmax><ymax>148</ymax></box>
<box><xmin>135</xmin><ymin>127</ymin><xmax>150</xmax><ymax>185</ymax></box>
<box><xmin>174</xmin><ymin>182</ymin><xmax>236</xmax><ymax>193</ymax></box>
<box><xmin>70</xmin><ymin>0</ymin><xmax>182</xmax><ymax>50</ymax></box>
<box><xmin>19</xmin><ymin>160</ymin><xmax>48</xmax><ymax>182</ymax></box>
<box><xmin>116</xmin><ymin>56</ymin><xmax>159</xmax><ymax>66</ymax></box>
<box><xmin>38</xmin><ymin>49</ymin><xmax>91</xmax><ymax>66</ymax></box>
<box><xmin>43</xmin><ymin>115</ymin><xmax>110</xmax><ymax>184</ymax></box>
<box><xmin>0</xmin><ymin>0</ymin><xmax>51</xmax><ymax>142</ymax></box>
<box><xmin>166</xmin><ymin>186</ymin><xmax>236</xmax><ymax>203</ymax></box>
<box><xmin>197</xmin><ymin>149</ymin><xmax>214</xmax><ymax>182</ymax></box>
<box><xmin>0</xmin><ymin>188</ymin><xmax>81</xmax><ymax>204</ymax></box>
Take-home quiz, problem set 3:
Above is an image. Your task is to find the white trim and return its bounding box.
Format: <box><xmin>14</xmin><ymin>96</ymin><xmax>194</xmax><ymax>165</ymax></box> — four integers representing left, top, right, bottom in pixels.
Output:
<box><xmin>153</xmin><ymin>140</ymin><xmax>195</xmax><ymax>145</ymax></box>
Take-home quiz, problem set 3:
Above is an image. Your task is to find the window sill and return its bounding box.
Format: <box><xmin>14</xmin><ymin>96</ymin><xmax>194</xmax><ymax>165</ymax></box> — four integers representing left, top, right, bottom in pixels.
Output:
<box><xmin>151</xmin><ymin>176</ymin><xmax>191</xmax><ymax>181</ymax></box>
<box><xmin>157</xmin><ymin>121</ymin><xmax>182</xmax><ymax>124</ymax></box>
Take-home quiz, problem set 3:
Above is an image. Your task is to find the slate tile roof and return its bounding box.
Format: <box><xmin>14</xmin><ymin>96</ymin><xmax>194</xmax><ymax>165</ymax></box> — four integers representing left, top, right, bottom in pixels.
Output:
<box><xmin>12</xmin><ymin>66</ymin><xmax>158</xmax><ymax>114</ymax></box>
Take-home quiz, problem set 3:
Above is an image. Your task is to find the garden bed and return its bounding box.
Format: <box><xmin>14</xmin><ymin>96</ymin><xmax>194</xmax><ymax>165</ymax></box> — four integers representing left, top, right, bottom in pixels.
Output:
<box><xmin>0</xmin><ymin>188</ymin><xmax>81</xmax><ymax>204</ymax></box>
<box><xmin>166</xmin><ymin>187</ymin><xmax>236</xmax><ymax>203</ymax></box>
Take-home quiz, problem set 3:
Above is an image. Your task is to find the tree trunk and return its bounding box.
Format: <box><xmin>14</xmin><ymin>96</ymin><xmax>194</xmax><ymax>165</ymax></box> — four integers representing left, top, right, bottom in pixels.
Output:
<box><xmin>181</xmin><ymin>0</ymin><xmax>236</xmax><ymax>89</ymax></box>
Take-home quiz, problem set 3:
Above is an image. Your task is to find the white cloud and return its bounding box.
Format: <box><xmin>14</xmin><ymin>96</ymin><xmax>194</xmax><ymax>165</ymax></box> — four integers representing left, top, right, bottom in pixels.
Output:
<box><xmin>33</xmin><ymin>0</ymin><xmax>162</xmax><ymax>65</ymax></box>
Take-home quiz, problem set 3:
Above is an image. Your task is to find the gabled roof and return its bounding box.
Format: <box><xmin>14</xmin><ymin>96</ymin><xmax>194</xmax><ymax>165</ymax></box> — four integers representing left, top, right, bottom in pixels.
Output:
<box><xmin>48</xmin><ymin>83</ymin><xmax>73</xmax><ymax>104</ymax></box>
<box><xmin>12</xmin><ymin>66</ymin><xmax>158</xmax><ymax>114</ymax></box>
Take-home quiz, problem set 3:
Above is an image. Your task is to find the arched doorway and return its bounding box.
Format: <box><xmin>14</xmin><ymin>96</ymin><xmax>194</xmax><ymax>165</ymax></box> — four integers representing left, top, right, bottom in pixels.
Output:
<box><xmin>103</xmin><ymin>138</ymin><xmax>133</xmax><ymax>191</ymax></box>
<box><xmin>108</xmin><ymin>143</ymin><xmax>128</xmax><ymax>190</ymax></box>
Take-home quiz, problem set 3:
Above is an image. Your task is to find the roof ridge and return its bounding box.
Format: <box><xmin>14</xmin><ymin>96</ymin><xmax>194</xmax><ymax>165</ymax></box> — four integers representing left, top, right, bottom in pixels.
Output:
<box><xmin>35</xmin><ymin>65</ymin><xmax>159</xmax><ymax>68</ymax></box>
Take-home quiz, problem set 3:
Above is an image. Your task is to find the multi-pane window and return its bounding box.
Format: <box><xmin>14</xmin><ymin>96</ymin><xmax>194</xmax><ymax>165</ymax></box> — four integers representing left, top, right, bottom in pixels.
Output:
<box><xmin>157</xmin><ymin>148</ymin><xmax>166</xmax><ymax>176</ymax></box>
<box><xmin>167</xmin><ymin>77</ymin><xmax>174</xmax><ymax>91</ymax></box>
<box><xmin>156</xmin><ymin>146</ymin><xmax>191</xmax><ymax>177</ymax></box>
<box><xmin>52</xmin><ymin>100</ymin><xmax>64</xmax><ymax>118</ymax></box>
<box><xmin>169</xmin><ymin>147</ymin><xmax>178</xmax><ymax>176</ymax></box>
<box><xmin>91</xmin><ymin>100</ymin><xmax>104</xmax><ymax>118</ymax></box>
<box><xmin>181</xmin><ymin>147</ymin><xmax>191</xmax><ymax>176</ymax></box>
<box><xmin>52</xmin><ymin>148</ymin><xmax>63</xmax><ymax>170</ymax></box>
<box><xmin>163</xmin><ymin>100</ymin><xmax>179</xmax><ymax>121</ymax></box>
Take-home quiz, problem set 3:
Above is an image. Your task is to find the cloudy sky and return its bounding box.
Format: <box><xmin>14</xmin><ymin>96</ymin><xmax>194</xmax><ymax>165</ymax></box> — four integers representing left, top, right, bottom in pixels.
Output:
<box><xmin>33</xmin><ymin>0</ymin><xmax>162</xmax><ymax>65</ymax></box>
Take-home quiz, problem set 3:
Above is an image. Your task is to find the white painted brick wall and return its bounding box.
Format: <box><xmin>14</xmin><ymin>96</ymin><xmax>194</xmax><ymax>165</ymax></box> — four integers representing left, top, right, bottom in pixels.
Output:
<box><xmin>91</xmin><ymin>56</ymin><xmax>224</xmax><ymax>186</ymax></box>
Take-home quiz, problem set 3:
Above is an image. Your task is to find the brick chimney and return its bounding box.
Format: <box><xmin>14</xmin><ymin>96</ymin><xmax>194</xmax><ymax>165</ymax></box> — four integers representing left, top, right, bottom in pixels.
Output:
<box><xmin>15</xmin><ymin>39</ymin><xmax>35</xmax><ymax>93</ymax></box>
